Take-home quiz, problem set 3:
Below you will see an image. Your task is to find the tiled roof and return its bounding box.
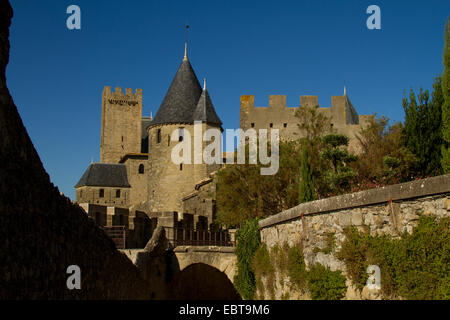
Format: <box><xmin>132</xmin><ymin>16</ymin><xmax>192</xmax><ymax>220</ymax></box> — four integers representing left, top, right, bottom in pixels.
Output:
<box><xmin>75</xmin><ymin>163</ymin><xmax>131</xmax><ymax>188</ymax></box>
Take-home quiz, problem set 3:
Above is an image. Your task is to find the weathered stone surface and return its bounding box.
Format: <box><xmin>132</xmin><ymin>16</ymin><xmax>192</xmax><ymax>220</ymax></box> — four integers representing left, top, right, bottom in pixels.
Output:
<box><xmin>174</xmin><ymin>246</ymin><xmax>237</xmax><ymax>283</ymax></box>
<box><xmin>259</xmin><ymin>176</ymin><xmax>449</xmax><ymax>300</ymax></box>
<box><xmin>259</xmin><ymin>175</ymin><xmax>450</xmax><ymax>229</ymax></box>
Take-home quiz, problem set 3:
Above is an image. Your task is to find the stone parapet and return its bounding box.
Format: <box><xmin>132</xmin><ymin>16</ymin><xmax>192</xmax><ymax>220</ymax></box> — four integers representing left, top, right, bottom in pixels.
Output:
<box><xmin>260</xmin><ymin>174</ymin><xmax>450</xmax><ymax>229</ymax></box>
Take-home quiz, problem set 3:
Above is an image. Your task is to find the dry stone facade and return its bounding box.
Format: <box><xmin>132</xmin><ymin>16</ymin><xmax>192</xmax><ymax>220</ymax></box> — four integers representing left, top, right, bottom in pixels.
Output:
<box><xmin>258</xmin><ymin>174</ymin><xmax>450</xmax><ymax>300</ymax></box>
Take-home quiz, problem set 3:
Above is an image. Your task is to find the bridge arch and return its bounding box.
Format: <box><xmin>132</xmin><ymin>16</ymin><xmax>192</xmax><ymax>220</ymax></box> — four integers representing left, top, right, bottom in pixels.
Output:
<box><xmin>173</xmin><ymin>246</ymin><xmax>237</xmax><ymax>284</ymax></box>
<box><xmin>121</xmin><ymin>228</ymin><xmax>239</xmax><ymax>299</ymax></box>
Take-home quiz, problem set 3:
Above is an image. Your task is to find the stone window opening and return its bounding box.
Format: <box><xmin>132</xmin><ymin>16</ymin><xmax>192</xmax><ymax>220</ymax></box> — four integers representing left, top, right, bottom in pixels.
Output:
<box><xmin>99</xmin><ymin>189</ymin><xmax>104</xmax><ymax>198</ymax></box>
<box><xmin>179</xmin><ymin>127</ymin><xmax>184</xmax><ymax>142</ymax></box>
<box><xmin>180</xmin><ymin>163</ymin><xmax>183</xmax><ymax>171</ymax></box>
<box><xmin>270</xmin><ymin>123</ymin><xmax>273</xmax><ymax>128</ymax></box>
<box><xmin>251</xmin><ymin>123</ymin><xmax>255</xmax><ymax>128</ymax></box>
<box><xmin>168</xmin><ymin>135</ymin><xmax>170</xmax><ymax>146</ymax></box>
<box><xmin>157</xmin><ymin>129</ymin><xmax>161</xmax><ymax>143</ymax></box>
<box><xmin>116</xmin><ymin>189</ymin><xmax>121</xmax><ymax>198</ymax></box>
<box><xmin>138</xmin><ymin>164</ymin><xmax>144</xmax><ymax>174</ymax></box>
<box><xmin>283</xmin><ymin>123</ymin><xmax>287</xmax><ymax>128</ymax></box>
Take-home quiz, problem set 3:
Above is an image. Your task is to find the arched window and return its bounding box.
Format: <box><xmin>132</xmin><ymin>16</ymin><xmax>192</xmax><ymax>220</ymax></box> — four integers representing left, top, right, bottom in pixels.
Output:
<box><xmin>116</xmin><ymin>189</ymin><xmax>121</xmax><ymax>198</ymax></box>
<box><xmin>138</xmin><ymin>164</ymin><xmax>144</xmax><ymax>174</ymax></box>
<box><xmin>157</xmin><ymin>129</ymin><xmax>161</xmax><ymax>143</ymax></box>
<box><xmin>99</xmin><ymin>189</ymin><xmax>104</xmax><ymax>198</ymax></box>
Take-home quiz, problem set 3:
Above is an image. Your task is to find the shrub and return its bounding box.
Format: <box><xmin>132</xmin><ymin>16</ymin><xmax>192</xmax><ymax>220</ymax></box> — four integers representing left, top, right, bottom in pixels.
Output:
<box><xmin>233</xmin><ymin>218</ymin><xmax>261</xmax><ymax>299</ymax></box>
<box><xmin>337</xmin><ymin>216</ymin><xmax>450</xmax><ymax>299</ymax></box>
<box><xmin>306</xmin><ymin>264</ymin><xmax>347</xmax><ymax>300</ymax></box>
<box><xmin>252</xmin><ymin>243</ymin><xmax>275</xmax><ymax>298</ymax></box>
<box><xmin>286</xmin><ymin>244</ymin><xmax>307</xmax><ymax>291</ymax></box>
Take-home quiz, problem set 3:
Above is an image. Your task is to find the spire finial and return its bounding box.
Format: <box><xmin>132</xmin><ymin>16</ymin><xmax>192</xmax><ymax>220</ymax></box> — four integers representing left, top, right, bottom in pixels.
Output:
<box><xmin>203</xmin><ymin>78</ymin><xmax>206</xmax><ymax>90</ymax></box>
<box><xmin>344</xmin><ymin>84</ymin><xmax>347</xmax><ymax>96</ymax></box>
<box><xmin>150</xmin><ymin>110</ymin><xmax>153</xmax><ymax>120</ymax></box>
<box><xmin>184</xmin><ymin>24</ymin><xmax>189</xmax><ymax>60</ymax></box>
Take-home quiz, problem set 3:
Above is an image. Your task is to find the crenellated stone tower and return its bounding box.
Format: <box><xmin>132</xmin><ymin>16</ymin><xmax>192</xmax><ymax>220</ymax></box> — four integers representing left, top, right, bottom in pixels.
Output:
<box><xmin>100</xmin><ymin>87</ymin><xmax>143</xmax><ymax>163</ymax></box>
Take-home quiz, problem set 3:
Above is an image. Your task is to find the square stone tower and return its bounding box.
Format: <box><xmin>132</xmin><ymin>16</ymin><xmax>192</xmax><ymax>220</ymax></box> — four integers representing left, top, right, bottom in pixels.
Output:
<box><xmin>100</xmin><ymin>86</ymin><xmax>143</xmax><ymax>163</ymax></box>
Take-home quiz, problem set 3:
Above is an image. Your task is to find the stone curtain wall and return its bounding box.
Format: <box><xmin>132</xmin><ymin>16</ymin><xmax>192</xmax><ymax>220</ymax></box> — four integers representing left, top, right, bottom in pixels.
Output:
<box><xmin>0</xmin><ymin>1</ymin><xmax>152</xmax><ymax>299</ymax></box>
<box><xmin>258</xmin><ymin>174</ymin><xmax>450</xmax><ymax>299</ymax></box>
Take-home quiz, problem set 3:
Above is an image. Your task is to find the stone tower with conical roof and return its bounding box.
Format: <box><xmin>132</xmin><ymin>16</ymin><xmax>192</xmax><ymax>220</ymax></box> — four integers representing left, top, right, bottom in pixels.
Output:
<box><xmin>146</xmin><ymin>47</ymin><xmax>222</xmax><ymax>213</ymax></box>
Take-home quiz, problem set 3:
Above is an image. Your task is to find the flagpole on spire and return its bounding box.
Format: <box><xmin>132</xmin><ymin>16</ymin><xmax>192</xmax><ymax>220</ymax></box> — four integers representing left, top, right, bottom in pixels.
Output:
<box><xmin>184</xmin><ymin>23</ymin><xmax>189</xmax><ymax>60</ymax></box>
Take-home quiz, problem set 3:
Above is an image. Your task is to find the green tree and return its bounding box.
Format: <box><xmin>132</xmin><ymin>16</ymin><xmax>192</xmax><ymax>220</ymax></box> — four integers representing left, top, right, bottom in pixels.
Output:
<box><xmin>295</xmin><ymin>104</ymin><xmax>333</xmax><ymax>198</ymax></box>
<box><xmin>402</xmin><ymin>81</ymin><xmax>443</xmax><ymax>176</ymax></box>
<box><xmin>215</xmin><ymin>141</ymin><xmax>302</xmax><ymax>227</ymax></box>
<box><xmin>442</xmin><ymin>19</ymin><xmax>450</xmax><ymax>173</ymax></box>
<box><xmin>352</xmin><ymin>116</ymin><xmax>417</xmax><ymax>186</ymax></box>
<box><xmin>321</xmin><ymin>134</ymin><xmax>358</xmax><ymax>194</ymax></box>
<box><xmin>298</xmin><ymin>147</ymin><xmax>315</xmax><ymax>204</ymax></box>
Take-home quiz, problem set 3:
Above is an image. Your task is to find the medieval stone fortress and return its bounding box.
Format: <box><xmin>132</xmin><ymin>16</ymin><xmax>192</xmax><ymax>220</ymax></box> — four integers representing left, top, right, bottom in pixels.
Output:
<box><xmin>2</xmin><ymin>0</ymin><xmax>449</xmax><ymax>301</ymax></box>
<box><xmin>74</xmin><ymin>42</ymin><xmax>372</xmax><ymax>248</ymax></box>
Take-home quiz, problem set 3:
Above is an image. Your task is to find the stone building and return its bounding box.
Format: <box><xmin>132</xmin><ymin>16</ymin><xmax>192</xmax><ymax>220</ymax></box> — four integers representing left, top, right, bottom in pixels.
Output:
<box><xmin>240</xmin><ymin>89</ymin><xmax>373</xmax><ymax>151</ymax></box>
<box><xmin>75</xmin><ymin>43</ymin><xmax>223</xmax><ymax>241</ymax></box>
<box><xmin>75</xmin><ymin>163</ymin><xmax>131</xmax><ymax>207</ymax></box>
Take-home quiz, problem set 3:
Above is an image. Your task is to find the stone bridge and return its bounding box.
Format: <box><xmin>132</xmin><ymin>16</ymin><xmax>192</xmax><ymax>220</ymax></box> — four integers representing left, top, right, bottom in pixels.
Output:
<box><xmin>119</xmin><ymin>227</ymin><xmax>239</xmax><ymax>299</ymax></box>
<box><xmin>121</xmin><ymin>245</ymin><xmax>237</xmax><ymax>283</ymax></box>
<box><xmin>173</xmin><ymin>246</ymin><xmax>237</xmax><ymax>282</ymax></box>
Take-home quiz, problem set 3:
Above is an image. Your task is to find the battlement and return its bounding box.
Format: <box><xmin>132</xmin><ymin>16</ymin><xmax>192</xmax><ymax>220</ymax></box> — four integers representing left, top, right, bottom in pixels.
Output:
<box><xmin>102</xmin><ymin>86</ymin><xmax>143</xmax><ymax>101</ymax></box>
<box><xmin>240</xmin><ymin>94</ymin><xmax>321</xmax><ymax>109</ymax></box>
<box><xmin>240</xmin><ymin>94</ymin><xmax>365</xmax><ymax>111</ymax></box>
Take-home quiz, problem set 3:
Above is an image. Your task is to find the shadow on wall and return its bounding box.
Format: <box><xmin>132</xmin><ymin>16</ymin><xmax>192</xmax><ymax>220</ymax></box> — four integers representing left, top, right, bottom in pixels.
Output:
<box><xmin>168</xmin><ymin>263</ymin><xmax>241</xmax><ymax>300</ymax></box>
<box><xmin>0</xmin><ymin>1</ymin><xmax>154</xmax><ymax>299</ymax></box>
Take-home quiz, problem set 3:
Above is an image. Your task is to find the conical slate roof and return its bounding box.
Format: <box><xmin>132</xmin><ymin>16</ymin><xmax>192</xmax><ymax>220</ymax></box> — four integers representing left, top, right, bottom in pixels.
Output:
<box><xmin>151</xmin><ymin>58</ymin><xmax>203</xmax><ymax>125</ymax></box>
<box><xmin>193</xmin><ymin>88</ymin><xmax>222</xmax><ymax>125</ymax></box>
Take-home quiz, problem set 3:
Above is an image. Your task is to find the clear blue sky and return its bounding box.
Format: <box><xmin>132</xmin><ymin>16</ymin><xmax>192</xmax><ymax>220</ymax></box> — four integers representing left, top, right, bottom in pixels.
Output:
<box><xmin>6</xmin><ymin>0</ymin><xmax>449</xmax><ymax>200</ymax></box>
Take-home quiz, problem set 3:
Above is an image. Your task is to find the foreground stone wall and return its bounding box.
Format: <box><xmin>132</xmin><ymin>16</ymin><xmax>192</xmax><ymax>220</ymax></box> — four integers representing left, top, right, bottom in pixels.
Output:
<box><xmin>258</xmin><ymin>175</ymin><xmax>450</xmax><ymax>300</ymax></box>
<box><xmin>0</xmin><ymin>1</ymin><xmax>152</xmax><ymax>299</ymax></box>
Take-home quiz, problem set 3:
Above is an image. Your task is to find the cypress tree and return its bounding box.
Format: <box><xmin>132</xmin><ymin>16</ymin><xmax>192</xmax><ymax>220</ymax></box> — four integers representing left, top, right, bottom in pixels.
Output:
<box><xmin>298</xmin><ymin>147</ymin><xmax>315</xmax><ymax>204</ymax></box>
<box><xmin>442</xmin><ymin>19</ymin><xmax>450</xmax><ymax>173</ymax></box>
